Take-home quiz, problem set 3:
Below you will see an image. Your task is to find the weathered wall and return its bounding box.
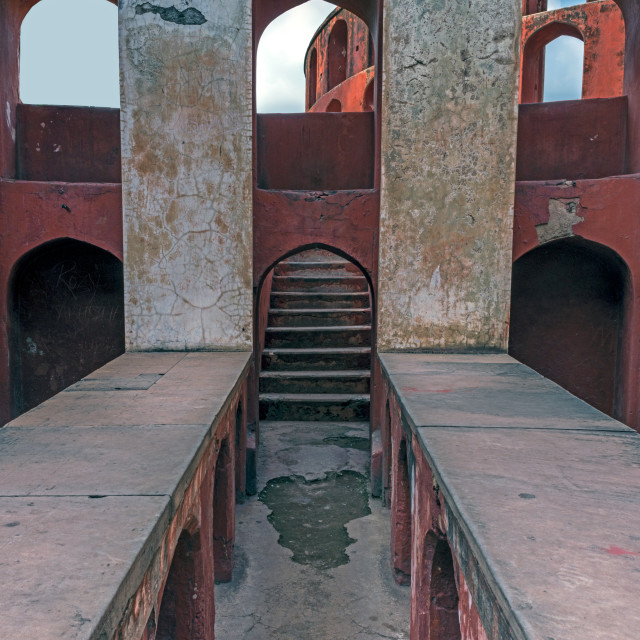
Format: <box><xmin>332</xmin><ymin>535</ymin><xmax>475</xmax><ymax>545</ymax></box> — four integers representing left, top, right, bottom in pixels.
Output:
<box><xmin>16</xmin><ymin>105</ymin><xmax>121</xmax><ymax>183</ymax></box>
<box><xmin>516</xmin><ymin>96</ymin><xmax>628</xmax><ymax>181</ymax></box>
<box><xmin>257</xmin><ymin>112</ymin><xmax>374</xmax><ymax>190</ymax></box>
<box><xmin>378</xmin><ymin>0</ymin><xmax>520</xmax><ymax>351</ymax></box>
<box><xmin>120</xmin><ymin>0</ymin><xmax>253</xmax><ymax>351</ymax></box>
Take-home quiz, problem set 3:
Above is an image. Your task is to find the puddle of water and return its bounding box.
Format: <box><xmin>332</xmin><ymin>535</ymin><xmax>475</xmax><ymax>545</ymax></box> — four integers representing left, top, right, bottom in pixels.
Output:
<box><xmin>259</xmin><ymin>470</ymin><xmax>371</xmax><ymax>570</ymax></box>
<box><xmin>322</xmin><ymin>436</ymin><xmax>369</xmax><ymax>451</ymax></box>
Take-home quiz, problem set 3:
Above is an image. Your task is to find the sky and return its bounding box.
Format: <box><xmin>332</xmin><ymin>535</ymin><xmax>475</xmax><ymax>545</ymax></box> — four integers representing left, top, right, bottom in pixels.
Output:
<box><xmin>20</xmin><ymin>0</ymin><xmax>586</xmax><ymax>110</ymax></box>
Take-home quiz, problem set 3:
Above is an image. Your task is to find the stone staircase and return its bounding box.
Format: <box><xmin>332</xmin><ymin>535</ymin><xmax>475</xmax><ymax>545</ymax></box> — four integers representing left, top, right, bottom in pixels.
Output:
<box><xmin>259</xmin><ymin>250</ymin><xmax>371</xmax><ymax>423</ymax></box>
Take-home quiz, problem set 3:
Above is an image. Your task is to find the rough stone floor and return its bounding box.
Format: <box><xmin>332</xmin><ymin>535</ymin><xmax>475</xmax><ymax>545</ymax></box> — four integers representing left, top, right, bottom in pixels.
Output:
<box><xmin>215</xmin><ymin>420</ymin><xmax>410</xmax><ymax>639</ymax></box>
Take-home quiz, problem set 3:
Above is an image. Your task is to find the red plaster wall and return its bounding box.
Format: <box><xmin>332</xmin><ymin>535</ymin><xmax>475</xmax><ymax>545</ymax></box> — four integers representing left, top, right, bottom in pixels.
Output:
<box><xmin>16</xmin><ymin>104</ymin><xmax>121</xmax><ymax>183</ymax></box>
<box><xmin>257</xmin><ymin>112</ymin><xmax>374</xmax><ymax>190</ymax></box>
<box><xmin>0</xmin><ymin>180</ymin><xmax>123</xmax><ymax>425</ymax></box>
<box><xmin>520</xmin><ymin>1</ymin><xmax>625</xmax><ymax>103</ymax></box>
<box><xmin>516</xmin><ymin>97</ymin><xmax>628</xmax><ymax>180</ymax></box>
<box><xmin>512</xmin><ymin>175</ymin><xmax>640</xmax><ymax>429</ymax></box>
<box><xmin>253</xmin><ymin>189</ymin><xmax>379</xmax><ymax>287</ymax></box>
<box><xmin>310</xmin><ymin>67</ymin><xmax>375</xmax><ymax>113</ymax></box>
<box><xmin>305</xmin><ymin>8</ymin><xmax>373</xmax><ymax>109</ymax></box>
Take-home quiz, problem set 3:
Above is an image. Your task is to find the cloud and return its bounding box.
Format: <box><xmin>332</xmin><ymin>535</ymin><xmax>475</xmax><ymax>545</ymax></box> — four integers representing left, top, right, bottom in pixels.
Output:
<box><xmin>257</xmin><ymin>1</ymin><xmax>336</xmax><ymax>113</ymax></box>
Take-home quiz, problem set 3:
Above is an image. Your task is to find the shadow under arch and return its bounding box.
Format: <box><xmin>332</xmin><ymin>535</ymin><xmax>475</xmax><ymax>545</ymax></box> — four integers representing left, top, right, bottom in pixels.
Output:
<box><xmin>509</xmin><ymin>236</ymin><xmax>631</xmax><ymax>420</ymax></box>
<box><xmin>521</xmin><ymin>21</ymin><xmax>584</xmax><ymax>103</ymax></box>
<box><xmin>256</xmin><ymin>242</ymin><xmax>375</xmax><ymax>317</ymax></box>
<box><xmin>8</xmin><ymin>237</ymin><xmax>124</xmax><ymax>418</ymax></box>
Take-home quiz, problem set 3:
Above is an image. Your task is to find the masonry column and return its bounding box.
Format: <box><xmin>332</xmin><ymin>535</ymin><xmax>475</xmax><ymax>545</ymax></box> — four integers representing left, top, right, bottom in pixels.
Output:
<box><xmin>378</xmin><ymin>0</ymin><xmax>520</xmax><ymax>350</ymax></box>
<box><xmin>120</xmin><ymin>0</ymin><xmax>252</xmax><ymax>350</ymax></box>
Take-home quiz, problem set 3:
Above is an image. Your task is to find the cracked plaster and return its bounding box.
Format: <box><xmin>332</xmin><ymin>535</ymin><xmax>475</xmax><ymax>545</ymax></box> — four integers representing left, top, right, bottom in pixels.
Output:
<box><xmin>378</xmin><ymin>0</ymin><xmax>520</xmax><ymax>351</ymax></box>
<box><xmin>120</xmin><ymin>0</ymin><xmax>253</xmax><ymax>350</ymax></box>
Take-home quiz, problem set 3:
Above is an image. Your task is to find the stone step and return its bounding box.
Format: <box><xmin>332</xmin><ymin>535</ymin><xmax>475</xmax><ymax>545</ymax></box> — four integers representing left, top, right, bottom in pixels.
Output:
<box><xmin>259</xmin><ymin>370</ymin><xmax>371</xmax><ymax>394</ymax></box>
<box><xmin>271</xmin><ymin>275</ymin><xmax>369</xmax><ymax>293</ymax></box>
<box><xmin>281</xmin><ymin>249</ymin><xmax>346</xmax><ymax>262</ymax></box>
<box><xmin>261</xmin><ymin>347</ymin><xmax>371</xmax><ymax>371</ymax></box>
<box><xmin>274</xmin><ymin>261</ymin><xmax>360</xmax><ymax>277</ymax></box>
<box><xmin>259</xmin><ymin>393</ymin><xmax>370</xmax><ymax>422</ymax></box>
<box><xmin>265</xmin><ymin>326</ymin><xmax>371</xmax><ymax>349</ymax></box>
<box><xmin>268</xmin><ymin>308</ymin><xmax>372</xmax><ymax>327</ymax></box>
<box><xmin>270</xmin><ymin>292</ymin><xmax>370</xmax><ymax>309</ymax></box>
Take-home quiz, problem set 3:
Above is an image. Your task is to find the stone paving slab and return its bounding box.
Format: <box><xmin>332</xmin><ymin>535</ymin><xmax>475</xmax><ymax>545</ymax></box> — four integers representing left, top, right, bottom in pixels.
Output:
<box><xmin>0</xmin><ymin>495</ymin><xmax>170</xmax><ymax>640</ymax></box>
<box><xmin>380</xmin><ymin>353</ymin><xmax>627</xmax><ymax>431</ymax></box>
<box><xmin>0</xmin><ymin>424</ymin><xmax>209</xmax><ymax>497</ymax></box>
<box><xmin>0</xmin><ymin>351</ymin><xmax>251</xmax><ymax>639</ymax></box>
<box><xmin>11</xmin><ymin>352</ymin><xmax>249</xmax><ymax>427</ymax></box>
<box><xmin>416</xmin><ymin>427</ymin><xmax>640</xmax><ymax>640</ymax></box>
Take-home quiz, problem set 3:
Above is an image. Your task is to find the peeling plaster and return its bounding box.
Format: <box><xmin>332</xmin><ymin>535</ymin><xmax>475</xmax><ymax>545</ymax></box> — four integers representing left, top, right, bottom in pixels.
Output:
<box><xmin>135</xmin><ymin>2</ymin><xmax>207</xmax><ymax>25</ymax></box>
<box><xmin>120</xmin><ymin>0</ymin><xmax>252</xmax><ymax>350</ymax></box>
<box><xmin>378</xmin><ymin>0</ymin><xmax>520</xmax><ymax>351</ymax></box>
<box><xmin>536</xmin><ymin>198</ymin><xmax>584</xmax><ymax>245</ymax></box>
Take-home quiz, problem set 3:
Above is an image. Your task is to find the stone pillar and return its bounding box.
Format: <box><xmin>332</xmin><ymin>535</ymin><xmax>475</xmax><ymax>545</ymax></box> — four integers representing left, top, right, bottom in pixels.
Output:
<box><xmin>120</xmin><ymin>0</ymin><xmax>252</xmax><ymax>350</ymax></box>
<box><xmin>378</xmin><ymin>0</ymin><xmax>520</xmax><ymax>351</ymax></box>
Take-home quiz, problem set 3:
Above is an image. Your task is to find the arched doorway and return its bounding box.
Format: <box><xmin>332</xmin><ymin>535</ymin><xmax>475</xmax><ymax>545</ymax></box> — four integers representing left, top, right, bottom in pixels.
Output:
<box><xmin>9</xmin><ymin>238</ymin><xmax>124</xmax><ymax>417</ymax></box>
<box><xmin>509</xmin><ymin>238</ymin><xmax>629</xmax><ymax>418</ymax></box>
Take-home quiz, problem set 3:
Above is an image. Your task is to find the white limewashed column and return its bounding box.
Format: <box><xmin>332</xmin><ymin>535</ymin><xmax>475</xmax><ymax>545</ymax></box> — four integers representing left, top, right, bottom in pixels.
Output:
<box><xmin>378</xmin><ymin>0</ymin><xmax>520</xmax><ymax>350</ymax></box>
<box><xmin>120</xmin><ymin>0</ymin><xmax>252</xmax><ymax>350</ymax></box>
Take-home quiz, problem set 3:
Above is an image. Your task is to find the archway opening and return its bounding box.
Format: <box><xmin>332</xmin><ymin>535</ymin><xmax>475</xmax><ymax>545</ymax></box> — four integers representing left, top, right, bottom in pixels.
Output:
<box><xmin>256</xmin><ymin>1</ymin><xmax>336</xmax><ymax>113</ymax></box>
<box><xmin>509</xmin><ymin>237</ymin><xmax>629</xmax><ymax>419</ymax></box>
<box><xmin>521</xmin><ymin>23</ymin><xmax>584</xmax><ymax>103</ymax></box>
<box><xmin>156</xmin><ymin>528</ymin><xmax>210</xmax><ymax>640</ymax></box>
<box><xmin>391</xmin><ymin>435</ymin><xmax>411</xmax><ymax>585</ymax></box>
<box><xmin>20</xmin><ymin>0</ymin><xmax>119</xmax><ymax>107</ymax></box>
<box><xmin>429</xmin><ymin>537</ymin><xmax>461</xmax><ymax>640</ymax></box>
<box><xmin>8</xmin><ymin>238</ymin><xmax>124</xmax><ymax>418</ymax></box>
<box><xmin>543</xmin><ymin>35</ymin><xmax>584</xmax><ymax>102</ymax></box>
<box><xmin>213</xmin><ymin>439</ymin><xmax>235</xmax><ymax>583</ymax></box>
<box><xmin>328</xmin><ymin>19</ymin><xmax>348</xmax><ymax>90</ymax></box>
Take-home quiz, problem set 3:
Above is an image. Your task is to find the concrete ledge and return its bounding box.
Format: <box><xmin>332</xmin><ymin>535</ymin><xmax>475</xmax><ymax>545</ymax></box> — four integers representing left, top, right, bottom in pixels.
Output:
<box><xmin>0</xmin><ymin>351</ymin><xmax>250</xmax><ymax>639</ymax></box>
<box><xmin>379</xmin><ymin>353</ymin><xmax>640</xmax><ymax>640</ymax></box>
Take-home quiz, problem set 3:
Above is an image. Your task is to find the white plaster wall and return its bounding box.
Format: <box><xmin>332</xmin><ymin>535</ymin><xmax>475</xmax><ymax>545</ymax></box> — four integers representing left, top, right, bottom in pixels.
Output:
<box><xmin>378</xmin><ymin>0</ymin><xmax>520</xmax><ymax>351</ymax></box>
<box><xmin>120</xmin><ymin>0</ymin><xmax>252</xmax><ymax>350</ymax></box>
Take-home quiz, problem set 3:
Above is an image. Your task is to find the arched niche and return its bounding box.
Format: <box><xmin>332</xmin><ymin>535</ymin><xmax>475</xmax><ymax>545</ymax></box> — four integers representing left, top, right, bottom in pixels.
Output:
<box><xmin>428</xmin><ymin>535</ymin><xmax>461</xmax><ymax>640</ymax></box>
<box><xmin>327</xmin><ymin>19</ymin><xmax>348</xmax><ymax>91</ymax></box>
<box><xmin>521</xmin><ymin>22</ymin><xmax>584</xmax><ymax>103</ymax></box>
<box><xmin>307</xmin><ymin>47</ymin><xmax>318</xmax><ymax>109</ymax></box>
<box><xmin>8</xmin><ymin>238</ymin><xmax>124</xmax><ymax>418</ymax></box>
<box><xmin>156</xmin><ymin>527</ymin><xmax>210</xmax><ymax>640</ymax></box>
<box><xmin>509</xmin><ymin>237</ymin><xmax>630</xmax><ymax>419</ymax></box>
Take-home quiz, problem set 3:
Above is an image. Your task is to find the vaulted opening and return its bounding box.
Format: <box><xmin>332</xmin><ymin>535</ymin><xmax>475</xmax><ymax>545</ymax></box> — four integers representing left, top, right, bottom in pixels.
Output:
<box><xmin>509</xmin><ymin>237</ymin><xmax>630</xmax><ymax>419</ymax></box>
<box><xmin>8</xmin><ymin>238</ymin><xmax>124</xmax><ymax>418</ymax></box>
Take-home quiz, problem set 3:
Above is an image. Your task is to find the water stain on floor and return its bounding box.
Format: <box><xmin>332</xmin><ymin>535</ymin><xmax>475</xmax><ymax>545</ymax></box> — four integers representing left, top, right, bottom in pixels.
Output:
<box><xmin>259</xmin><ymin>470</ymin><xmax>371</xmax><ymax>569</ymax></box>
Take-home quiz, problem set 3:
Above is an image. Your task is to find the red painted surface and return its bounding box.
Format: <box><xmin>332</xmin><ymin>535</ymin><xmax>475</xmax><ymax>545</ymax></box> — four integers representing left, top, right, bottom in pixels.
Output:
<box><xmin>0</xmin><ymin>180</ymin><xmax>123</xmax><ymax>425</ymax></box>
<box><xmin>16</xmin><ymin>104</ymin><xmax>121</xmax><ymax>183</ymax></box>
<box><xmin>600</xmin><ymin>545</ymin><xmax>640</xmax><ymax>556</ymax></box>
<box><xmin>520</xmin><ymin>1</ymin><xmax>625</xmax><ymax>103</ymax></box>
<box><xmin>516</xmin><ymin>97</ymin><xmax>628</xmax><ymax>181</ymax></box>
<box><xmin>310</xmin><ymin>67</ymin><xmax>375</xmax><ymax>113</ymax></box>
<box><xmin>510</xmin><ymin>237</ymin><xmax>627</xmax><ymax>417</ymax></box>
<box><xmin>513</xmin><ymin>175</ymin><xmax>640</xmax><ymax>430</ymax></box>
<box><xmin>305</xmin><ymin>8</ymin><xmax>372</xmax><ymax>108</ymax></box>
<box><xmin>253</xmin><ymin>189</ymin><xmax>379</xmax><ymax>287</ymax></box>
<box><xmin>257</xmin><ymin>112</ymin><xmax>374</xmax><ymax>190</ymax></box>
